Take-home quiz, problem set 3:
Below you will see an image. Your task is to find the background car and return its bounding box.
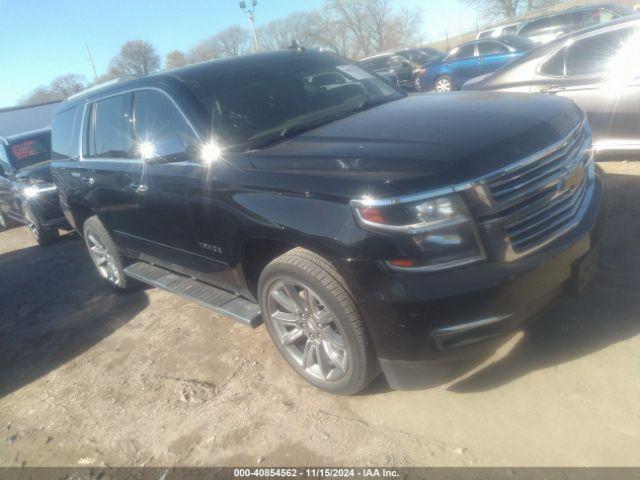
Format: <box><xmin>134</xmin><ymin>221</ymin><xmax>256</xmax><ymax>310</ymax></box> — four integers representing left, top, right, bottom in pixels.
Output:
<box><xmin>414</xmin><ymin>36</ymin><xmax>535</xmax><ymax>92</ymax></box>
<box><xmin>0</xmin><ymin>128</ymin><xmax>69</xmax><ymax>244</ymax></box>
<box><xmin>463</xmin><ymin>16</ymin><xmax>640</xmax><ymax>154</ymax></box>
<box><xmin>358</xmin><ymin>48</ymin><xmax>441</xmax><ymax>90</ymax></box>
<box><xmin>515</xmin><ymin>3</ymin><xmax>633</xmax><ymax>43</ymax></box>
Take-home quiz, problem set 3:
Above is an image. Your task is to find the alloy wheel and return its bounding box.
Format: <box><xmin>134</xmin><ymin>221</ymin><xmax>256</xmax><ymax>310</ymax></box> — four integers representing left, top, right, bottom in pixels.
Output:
<box><xmin>266</xmin><ymin>279</ymin><xmax>349</xmax><ymax>383</ymax></box>
<box><xmin>435</xmin><ymin>78</ymin><xmax>452</xmax><ymax>92</ymax></box>
<box><xmin>86</xmin><ymin>229</ymin><xmax>121</xmax><ymax>286</ymax></box>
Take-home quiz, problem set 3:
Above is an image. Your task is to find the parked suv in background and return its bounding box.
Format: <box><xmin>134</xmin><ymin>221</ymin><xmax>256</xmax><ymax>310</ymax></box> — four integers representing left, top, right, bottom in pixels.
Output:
<box><xmin>51</xmin><ymin>50</ymin><xmax>603</xmax><ymax>394</ymax></box>
<box><xmin>415</xmin><ymin>36</ymin><xmax>535</xmax><ymax>92</ymax></box>
<box><xmin>515</xmin><ymin>3</ymin><xmax>632</xmax><ymax>43</ymax></box>
<box><xmin>0</xmin><ymin>128</ymin><xmax>69</xmax><ymax>244</ymax></box>
<box><xmin>464</xmin><ymin>16</ymin><xmax>640</xmax><ymax>153</ymax></box>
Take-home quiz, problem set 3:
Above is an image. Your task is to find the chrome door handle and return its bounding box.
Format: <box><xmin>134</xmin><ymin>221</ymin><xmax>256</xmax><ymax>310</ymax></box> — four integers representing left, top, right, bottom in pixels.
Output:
<box><xmin>135</xmin><ymin>184</ymin><xmax>148</xmax><ymax>193</ymax></box>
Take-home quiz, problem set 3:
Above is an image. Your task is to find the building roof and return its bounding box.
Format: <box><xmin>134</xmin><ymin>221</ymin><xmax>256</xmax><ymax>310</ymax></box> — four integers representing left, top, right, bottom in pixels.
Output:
<box><xmin>0</xmin><ymin>101</ymin><xmax>61</xmax><ymax>138</ymax></box>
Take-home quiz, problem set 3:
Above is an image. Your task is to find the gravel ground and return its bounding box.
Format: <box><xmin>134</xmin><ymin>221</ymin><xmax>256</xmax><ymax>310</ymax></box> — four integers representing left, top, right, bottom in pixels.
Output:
<box><xmin>1</xmin><ymin>161</ymin><xmax>639</xmax><ymax>467</ymax></box>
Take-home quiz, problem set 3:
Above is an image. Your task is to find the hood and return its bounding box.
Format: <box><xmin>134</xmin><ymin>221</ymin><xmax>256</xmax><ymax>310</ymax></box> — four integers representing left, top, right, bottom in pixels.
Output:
<box><xmin>15</xmin><ymin>160</ymin><xmax>53</xmax><ymax>184</ymax></box>
<box><xmin>248</xmin><ymin>92</ymin><xmax>583</xmax><ymax>197</ymax></box>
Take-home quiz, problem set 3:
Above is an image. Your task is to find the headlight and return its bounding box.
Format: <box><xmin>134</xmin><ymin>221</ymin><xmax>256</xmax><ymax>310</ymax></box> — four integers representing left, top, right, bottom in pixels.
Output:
<box><xmin>352</xmin><ymin>193</ymin><xmax>485</xmax><ymax>272</ymax></box>
<box><xmin>23</xmin><ymin>184</ymin><xmax>57</xmax><ymax>199</ymax></box>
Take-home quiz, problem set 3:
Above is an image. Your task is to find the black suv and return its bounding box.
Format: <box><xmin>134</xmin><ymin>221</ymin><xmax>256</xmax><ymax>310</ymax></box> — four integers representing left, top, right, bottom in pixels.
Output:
<box><xmin>51</xmin><ymin>50</ymin><xmax>604</xmax><ymax>394</ymax></box>
<box><xmin>0</xmin><ymin>128</ymin><xmax>69</xmax><ymax>244</ymax></box>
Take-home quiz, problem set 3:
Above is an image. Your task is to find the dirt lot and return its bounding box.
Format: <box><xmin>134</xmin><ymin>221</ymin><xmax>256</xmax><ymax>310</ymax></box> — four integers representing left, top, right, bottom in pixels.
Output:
<box><xmin>1</xmin><ymin>161</ymin><xmax>639</xmax><ymax>467</ymax></box>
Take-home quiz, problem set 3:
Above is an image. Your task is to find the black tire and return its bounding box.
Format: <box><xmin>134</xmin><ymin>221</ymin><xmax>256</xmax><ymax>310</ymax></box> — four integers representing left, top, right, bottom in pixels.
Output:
<box><xmin>434</xmin><ymin>74</ymin><xmax>454</xmax><ymax>93</ymax></box>
<box><xmin>24</xmin><ymin>209</ymin><xmax>59</xmax><ymax>246</ymax></box>
<box><xmin>258</xmin><ymin>248</ymin><xmax>377</xmax><ymax>395</ymax></box>
<box><xmin>82</xmin><ymin>215</ymin><xmax>133</xmax><ymax>291</ymax></box>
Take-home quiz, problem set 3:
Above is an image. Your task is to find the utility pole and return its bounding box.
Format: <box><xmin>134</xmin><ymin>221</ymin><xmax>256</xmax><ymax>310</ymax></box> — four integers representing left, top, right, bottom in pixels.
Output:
<box><xmin>239</xmin><ymin>0</ymin><xmax>259</xmax><ymax>53</ymax></box>
<box><xmin>85</xmin><ymin>43</ymin><xmax>98</xmax><ymax>81</ymax></box>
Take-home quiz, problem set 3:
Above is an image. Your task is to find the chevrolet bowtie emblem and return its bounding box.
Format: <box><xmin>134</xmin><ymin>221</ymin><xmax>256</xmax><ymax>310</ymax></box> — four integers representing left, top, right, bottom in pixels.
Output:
<box><xmin>561</xmin><ymin>166</ymin><xmax>584</xmax><ymax>192</ymax></box>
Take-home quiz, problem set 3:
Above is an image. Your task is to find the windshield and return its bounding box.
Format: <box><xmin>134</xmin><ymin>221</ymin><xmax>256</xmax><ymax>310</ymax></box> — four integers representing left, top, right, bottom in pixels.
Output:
<box><xmin>7</xmin><ymin>132</ymin><xmax>51</xmax><ymax>170</ymax></box>
<box><xmin>182</xmin><ymin>53</ymin><xmax>404</xmax><ymax>150</ymax></box>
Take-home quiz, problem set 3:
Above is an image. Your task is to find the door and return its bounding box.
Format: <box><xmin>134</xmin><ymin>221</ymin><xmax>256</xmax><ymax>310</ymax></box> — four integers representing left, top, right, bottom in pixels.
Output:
<box><xmin>533</xmin><ymin>25</ymin><xmax>640</xmax><ymax>145</ymax></box>
<box><xmin>80</xmin><ymin>93</ymin><xmax>147</xmax><ymax>253</ymax></box>
<box><xmin>445</xmin><ymin>44</ymin><xmax>479</xmax><ymax>86</ymax></box>
<box><xmin>476</xmin><ymin>41</ymin><xmax>516</xmax><ymax>76</ymax></box>
<box><xmin>131</xmin><ymin>89</ymin><xmax>228</xmax><ymax>282</ymax></box>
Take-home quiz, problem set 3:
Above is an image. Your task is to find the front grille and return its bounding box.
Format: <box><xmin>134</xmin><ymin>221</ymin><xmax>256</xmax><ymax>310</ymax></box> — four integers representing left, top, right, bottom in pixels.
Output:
<box><xmin>481</xmin><ymin>121</ymin><xmax>593</xmax><ymax>257</ymax></box>
<box><xmin>486</xmin><ymin>125</ymin><xmax>586</xmax><ymax>207</ymax></box>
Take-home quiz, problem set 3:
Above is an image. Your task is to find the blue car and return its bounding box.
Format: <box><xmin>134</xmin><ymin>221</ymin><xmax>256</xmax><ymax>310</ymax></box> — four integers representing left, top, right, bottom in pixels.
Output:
<box><xmin>415</xmin><ymin>36</ymin><xmax>535</xmax><ymax>92</ymax></box>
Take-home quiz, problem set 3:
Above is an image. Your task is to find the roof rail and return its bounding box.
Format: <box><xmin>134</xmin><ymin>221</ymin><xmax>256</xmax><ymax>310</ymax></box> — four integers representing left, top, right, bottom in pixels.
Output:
<box><xmin>66</xmin><ymin>76</ymin><xmax>136</xmax><ymax>101</ymax></box>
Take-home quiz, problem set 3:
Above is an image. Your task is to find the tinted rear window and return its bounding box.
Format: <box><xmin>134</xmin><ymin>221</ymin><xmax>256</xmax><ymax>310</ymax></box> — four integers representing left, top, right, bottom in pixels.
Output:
<box><xmin>51</xmin><ymin>107</ymin><xmax>77</xmax><ymax>159</ymax></box>
<box><xmin>7</xmin><ymin>133</ymin><xmax>51</xmax><ymax>170</ymax></box>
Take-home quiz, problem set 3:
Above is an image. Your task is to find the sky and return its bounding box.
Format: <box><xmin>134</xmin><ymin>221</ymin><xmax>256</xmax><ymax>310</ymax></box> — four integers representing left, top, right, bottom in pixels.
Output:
<box><xmin>0</xmin><ymin>0</ymin><xmax>479</xmax><ymax>108</ymax></box>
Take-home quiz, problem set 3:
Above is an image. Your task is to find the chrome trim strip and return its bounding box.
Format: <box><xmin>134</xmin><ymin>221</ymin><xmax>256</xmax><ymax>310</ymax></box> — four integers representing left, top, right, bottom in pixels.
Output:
<box><xmin>432</xmin><ymin>314</ymin><xmax>512</xmax><ymax>336</ymax></box>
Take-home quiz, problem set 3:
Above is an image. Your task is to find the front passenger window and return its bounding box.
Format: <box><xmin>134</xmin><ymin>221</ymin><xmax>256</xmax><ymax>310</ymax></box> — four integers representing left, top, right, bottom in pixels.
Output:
<box><xmin>133</xmin><ymin>90</ymin><xmax>197</xmax><ymax>159</ymax></box>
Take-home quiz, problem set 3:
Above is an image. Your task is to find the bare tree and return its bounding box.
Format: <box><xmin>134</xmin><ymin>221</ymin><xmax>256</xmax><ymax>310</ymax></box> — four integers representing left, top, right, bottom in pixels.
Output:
<box><xmin>465</xmin><ymin>0</ymin><xmax>561</xmax><ymax>20</ymax></box>
<box><xmin>108</xmin><ymin>40</ymin><xmax>161</xmax><ymax>78</ymax></box>
<box><xmin>20</xmin><ymin>74</ymin><xmax>88</xmax><ymax>106</ymax></box>
<box><xmin>165</xmin><ymin>50</ymin><xmax>190</xmax><ymax>70</ymax></box>
<box><xmin>258</xmin><ymin>12</ymin><xmax>319</xmax><ymax>51</ymax></box>
<box><xmin>324</xmin><ymin>0</ymin><xmax>422</xmax><ymax>58</ymax></box>
<box><xmin>189</xmin><ymin>25</ymin><xmax>250</xmax><ymax>62</ymax></box>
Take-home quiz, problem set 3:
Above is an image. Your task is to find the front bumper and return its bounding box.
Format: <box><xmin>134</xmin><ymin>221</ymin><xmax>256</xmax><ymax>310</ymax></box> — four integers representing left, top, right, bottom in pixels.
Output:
<box><xmin>338</xmin><ymin>174</ymin><xmax>605</xmax><ymax>389</ymax></box>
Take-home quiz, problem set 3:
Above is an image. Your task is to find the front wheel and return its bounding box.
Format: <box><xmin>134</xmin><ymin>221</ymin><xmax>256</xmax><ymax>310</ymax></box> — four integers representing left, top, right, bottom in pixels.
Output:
<box><xmin>434</xmin><ymin>75</ymin><xmax>454</xmax><ymax>93</ymax></box>
<box><xmin>258</xmin><ymin>248</ymin><xmax>378</xmax><ymax>395</ymax></box>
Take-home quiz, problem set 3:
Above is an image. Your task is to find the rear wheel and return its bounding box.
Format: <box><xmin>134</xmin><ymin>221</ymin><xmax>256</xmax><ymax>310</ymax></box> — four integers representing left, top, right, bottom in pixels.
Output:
<box><xmin>24</xmin><ymin>209</ymin><xmax>59</xmax><ymax>246</ymax></box>
<box><xmin>258</xmin><ymin>248</ymin><xmax>377</xmax><ymax>395</ymax></box>
<box><xmin>434</xmin><ymin>75</ymin><xmax>454</xmax><ymax>93</ymax></box>
<box><xmin>83</xmin><ymin>216</ymin><xmax>133</xmax><ymax>290</ymax></box>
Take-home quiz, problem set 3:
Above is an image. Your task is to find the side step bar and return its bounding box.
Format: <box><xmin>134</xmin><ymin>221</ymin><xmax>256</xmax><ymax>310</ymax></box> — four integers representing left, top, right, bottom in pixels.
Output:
<box><xmin>124</xmin><ymin>262</ymin><xmax>262</xmax><ymax>328</ymax></box>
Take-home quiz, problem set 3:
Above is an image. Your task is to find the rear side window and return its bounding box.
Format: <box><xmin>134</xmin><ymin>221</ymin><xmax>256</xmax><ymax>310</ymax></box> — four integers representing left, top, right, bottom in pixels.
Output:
<box><xmin>565</xmin><ymin>27</ymin><xmax>636</xmax><ymax>76</ymax></box>
<box><xmin>448</xmin><ymin>44</ymin><xmax>475</xmax><ymax>60</ymax></box>
<box><xmin>540</xmin><ymin>48</ymin><xmax>566</xmax><ymax>76</ymax></box>
<box><xmin>540</xmin><ymin>26</ymin><xmax>637</xmax><ymax>77</ymax></box>
<box><xmin>133</xmin><ymin>90</ymin><xmax>197</xmax><ymax>159</ymax></box>
<box><xmin>86</xmin><ymin>93</ymin><xmax>134</xmax><ymax>158</ymax></box>
<box><xmin>51</xmin><ymin>107</ymin><xmax>77</xmax><ymax>159</ymax></box>
<box><xmin>478</xmin><ymin>41</ymin><xmax>508</xmax><ymax>55</ymax></box>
